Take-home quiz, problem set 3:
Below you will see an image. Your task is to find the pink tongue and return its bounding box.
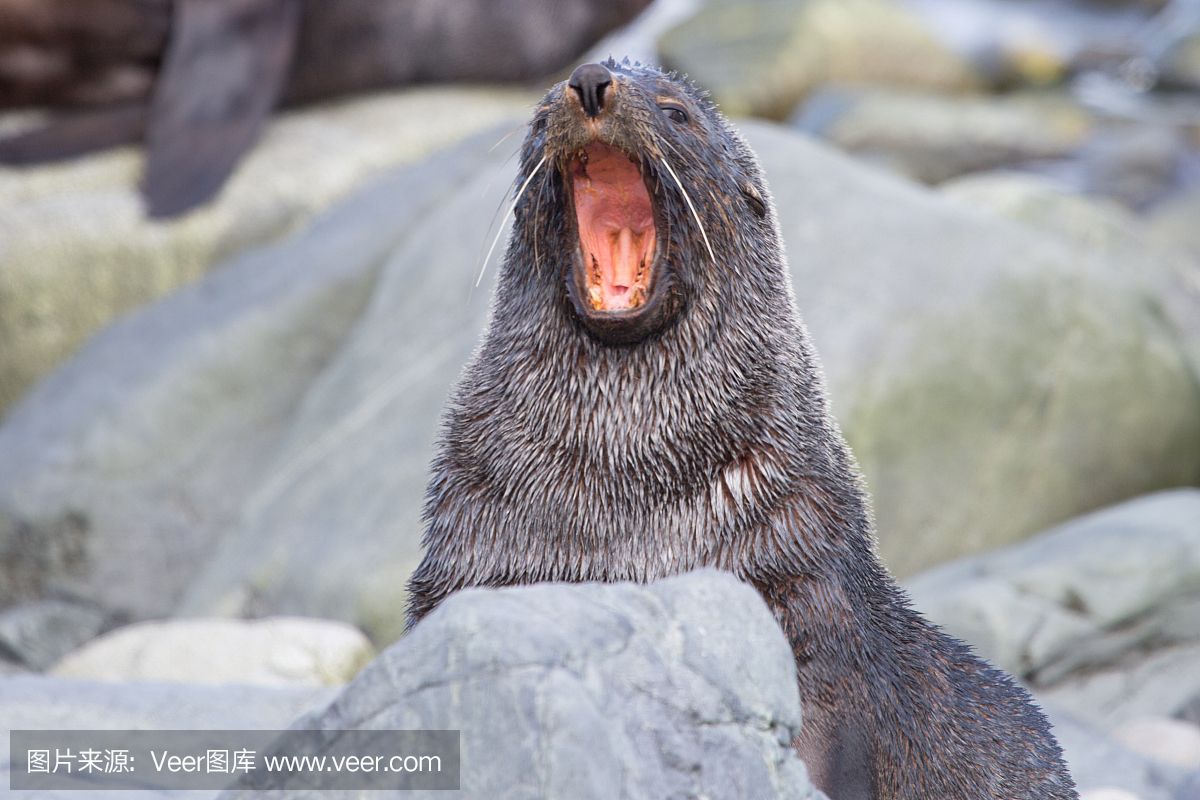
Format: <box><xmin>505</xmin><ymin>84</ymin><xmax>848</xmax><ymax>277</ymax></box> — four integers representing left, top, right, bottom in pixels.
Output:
<box><xmin>573</xmin><ymin>146</ymin><xmax>654</xmax><ymax>310</ymax></box>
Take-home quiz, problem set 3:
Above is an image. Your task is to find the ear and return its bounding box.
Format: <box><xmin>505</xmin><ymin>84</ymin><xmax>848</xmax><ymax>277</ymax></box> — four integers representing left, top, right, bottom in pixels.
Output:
<box><xmin>741</xmin><ymin>180</ymin><xmax>767</xmax><ymax>219</ymax></box>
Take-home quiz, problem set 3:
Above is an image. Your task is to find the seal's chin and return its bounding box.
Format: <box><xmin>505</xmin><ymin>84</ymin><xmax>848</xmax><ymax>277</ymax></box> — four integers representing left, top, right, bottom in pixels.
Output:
<box><xmin>565</xmin><ymin>142</ymin><xmax>667</xmax><ymax>344</ymax></box>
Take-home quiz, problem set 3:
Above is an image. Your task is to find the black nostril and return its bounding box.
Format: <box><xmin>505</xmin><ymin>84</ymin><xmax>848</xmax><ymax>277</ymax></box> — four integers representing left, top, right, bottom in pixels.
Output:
<box><xmin>568</xmin><ymin>63</ymin><xmax>613</xmax><ymax>119</ymax></box>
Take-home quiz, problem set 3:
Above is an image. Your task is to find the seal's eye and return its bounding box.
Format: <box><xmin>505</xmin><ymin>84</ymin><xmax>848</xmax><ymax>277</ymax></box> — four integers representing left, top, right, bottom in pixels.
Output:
<box><xmin>658</xmin><ymin>103</ymin><xmax>689</xmax><ymax>124</ymax></box>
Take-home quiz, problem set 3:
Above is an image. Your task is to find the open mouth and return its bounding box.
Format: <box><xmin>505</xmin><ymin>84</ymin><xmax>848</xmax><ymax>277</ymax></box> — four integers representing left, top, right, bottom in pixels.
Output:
<box><xmin>571</xmin><ymin>142</ymin><xmax>657</xmax><ymax>313</ymax></box>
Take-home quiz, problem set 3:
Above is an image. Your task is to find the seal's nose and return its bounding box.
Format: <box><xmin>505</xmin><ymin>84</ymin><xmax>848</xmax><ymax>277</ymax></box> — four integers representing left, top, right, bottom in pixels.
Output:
<box><xmin>568</xmin><ymin>63</ymin><xmax>613</xmax><ymax>118</ymax></box>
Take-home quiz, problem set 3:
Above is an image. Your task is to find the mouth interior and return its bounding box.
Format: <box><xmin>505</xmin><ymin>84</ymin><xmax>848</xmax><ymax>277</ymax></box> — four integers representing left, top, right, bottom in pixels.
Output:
<box><xmin>572</xmin><ymin>143</ymin><xmax>656</xmax><ymax>313</ymax></box>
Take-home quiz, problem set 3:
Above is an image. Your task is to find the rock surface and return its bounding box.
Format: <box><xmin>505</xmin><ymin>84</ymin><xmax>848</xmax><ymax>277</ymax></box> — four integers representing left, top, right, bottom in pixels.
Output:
<box><xmin>749</xmin><ymin>121</ymin><xmax>1200</xmax><ymax>577</ymax></box>
<box><xmin>940</xmin><ymin>170</ymin><xmax>1200</xmax><ymax>379</ymax></box>
<box><xmin>1049</xmin><ymin>709</ymin><xmax>1190</xmax><ymax>800</ymax></box>
<box><xmin>0</xmin><ymin>675</ymin><xmax>335</xmax><ymax>800</ymax></box>
<box><xmin>1079</xmin><ymin>125</ymin><xmax>1190</xmax><ymax>210</ymax></box>
<box><xmin>218</xmin><ymin>570</ymin><xmax>823</xmax><ymax>800</ymax></box>
<box><xmin>942</xmin><ymin>170</ymin><xmax>1146</xmax><ymax>252</ymax></box>
<box><xmin>901</xmin><ymin>0</ymin><xmax>1167</xmax><ymax>88</ymax></box>
<box><xmin>0</xmin><ymin>599</ymin><xmax>108</xmax><ymax>671</ymax></box>
<box><xmin>1040</xmin><ymin>642</ymin><xmax>1200</xmax><ymax>729</ymax></box>
<box><xmin>0</xmin><ymin>86</ymin><xmax>533</xmax><ymax>415</ymax></box>
<box><xmin>907</xmin><ymin>489</ymin><xmax>1200</xmax><ymax>685</ymax></box>
<box><xmin>658</xmin><ymin>0</ymin><xmax>980</xmax><ymax>119</ymax></box>
<box><xmin>1111</xmin><ymin>717</ymin><xmax>1200</xmax><ymax>770</ymax></box>
<box><xmin>1149</xmin><ymin>187</ymin><xmax>1200</xmax><ymax>262</ymax></box>
<box><xmin>0</xmin><ymin>132</ymin><xmax>505</xmax><ymax>622</ymax></box>
<box><xmin>50</xmin><ymin>617</ymin><xmax>374</xmax><ymax>687</ymax></box>
<box><xmin>794</xmin><ymin>88</ymin><xmax>1093</xmax><ymax>183</ymax></box>
<box><xmin>1160</xmin><ymin>29</ymin><xmax>1200</xmax><ymax>91</ymax></box>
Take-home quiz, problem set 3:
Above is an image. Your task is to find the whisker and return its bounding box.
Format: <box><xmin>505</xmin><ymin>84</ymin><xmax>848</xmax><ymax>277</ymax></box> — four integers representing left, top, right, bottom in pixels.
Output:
<box><xmin>478</xmin><ymin>171</ymin><xmax>517</xmax><ymax>270</ymax></box>
<box><xmin>487</xmin><ymin>123</ymin><xmax>524</xmax><ymax>154</ymax></box>
<box><xmin>475</xmin><ymin>133</ymin><xmax>533</xmax><ymax>268</ymax></box>
<box><xmin>657</xmin><ymin>134</ymin><xmax>693</xmax><ymax>164</ymax></box>
<box><xmin>659</xmin><ymin>155</ymin><xmax>715</xmax><ymax>264</ymax></box>
<box><xmin>476</xmin><ymin>154</ymin><xmax>548</xmax><ymax>288</ymax></box>
<box><xmin>532</xmin><ymin>166</ymin><xmax>549</xmax><ymax>274</ymax></box>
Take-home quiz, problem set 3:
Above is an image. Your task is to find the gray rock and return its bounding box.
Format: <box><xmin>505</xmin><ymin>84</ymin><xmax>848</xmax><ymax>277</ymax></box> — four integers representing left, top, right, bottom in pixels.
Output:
<box><xmin>941</xmin><ymin>171</ymin><xmax>1143</xmax><ymax>252</ymax></box>
<box><xmin>219</xmin><ymin>570</ymin><xmax>823</xmax><ymax>800</ymax></box>
<box><xmin>1149</xmin><ymin>186</ymin><xmax>1200</xmax><ymax>263</ymax></box>
<box><xmin>747</xmin><ymin>121</ymin><xmax>1200</xmax><ymax>578</ymax></box>
<box><xmin>1047</xmin><ymin>707</ymin><xmax>1190</xmax><ymax>800</ymax></box>
<box><xmin>900</xmin><ymin>0</ymin><xmax>1165</xmax><ymax>88</ymax></box>
<box><xmin>1077</xmin><ymin>125</ymin><xmax>1189</xmax><ymax>210</ymax></box>
<box><xmin>657</xmin><ymin>0</ymin><xmax>980</xmax><ymax>119</ymax></box>
<box><xmin>794</xmin><ymin>88</ymin><xmax>1093</xmax><ymax>184</ymax></box>
<box><xmin>0</xmin><ymin>599</ymin><xmax>108</xmax><ymax>671</ymax></box>
<box><xmin>0</xmin><ymin>131</ymin><xmax>507</xmax><ymax>621</ymax></box>
<box><xmin>1180</xmin><ymin>689</ymin><xmax>1200</xmax><ymax>727</ymax></box>
<box><xmin>175</xmin><ymin>137</ymin><xmax>520</xmax><ymax>640</ymax></box>
<box><xmin>0</xmin><ymin>658</ymin><xmax>26</xmax><ymax>676</ymax></box>
<box><xmin>1174</xmin><ymin>770</ymin><xmax>1200</xmax><ymax>800</ymax></box>
<box><xmin>0</xmin><ymin>87</ymin><xmax>535</xmax><ymax>416</ymax></box>
<box><xmin>0</xmin><ymin>674</ymin><xmax>334</xmax><ymax>733</ymax></box>
<box><xmin>1159</xmin><ymin>29</ymin><xmax>1200</xmax><ymax>92</ymax></box>
<box><xmin>0</xmin><ymin>675</ymin><xmax>336</xmax><ymax>800</ymax></box>
<box><xmin>940</xmin><ymin>170</ymin><xmax>1200</xmax><ymax>382</ymax></box>
<box><xmin>50</xmin><ymin>617</ymin><xmax>374</xmax><ymax>687</ymax></box>
<box><xmin>907</xmin><ymin>490</ymin><xmax>1200</xmax><ymax>685</ymax></box>
<box><xmin>1111</xmin><ymin>717</ymin><xmax>1200</xmax><ymax>770</ymax></box>
<box><xmin>1040</xmin><ymin>643</ymin><xmax>1200</xmax><ymax>728</ymax></box>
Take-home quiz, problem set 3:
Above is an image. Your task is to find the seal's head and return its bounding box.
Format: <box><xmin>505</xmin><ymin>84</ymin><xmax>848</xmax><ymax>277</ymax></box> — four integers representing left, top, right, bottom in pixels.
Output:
<box><xmin>507</xmin><ymin>58</ymin><xmax>773</xmax><ymax>345</ymax></box>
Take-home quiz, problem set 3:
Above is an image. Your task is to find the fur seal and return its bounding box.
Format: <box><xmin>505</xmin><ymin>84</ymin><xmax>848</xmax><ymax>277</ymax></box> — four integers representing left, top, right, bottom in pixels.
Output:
<box><xmin>0</xmin><ymin>0</ymin><xmax>651</xmax><ymax>217</ymax></box>
<box><xmin>407</xmin><ymin>59</ymin><xmax>1077</xmax><ymax>799</ymax></box>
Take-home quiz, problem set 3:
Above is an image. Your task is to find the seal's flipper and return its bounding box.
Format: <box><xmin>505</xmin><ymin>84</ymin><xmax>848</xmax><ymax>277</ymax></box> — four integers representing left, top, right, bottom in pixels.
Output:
<box><xmin>143</xmin><ymin>0</ymin><xmax>299</xmax><ymax>218</ymax></box>
<box><xmin>0</xmin><ymin>105</ymin><xmax>147</xmax><ymax>164</ymax></box>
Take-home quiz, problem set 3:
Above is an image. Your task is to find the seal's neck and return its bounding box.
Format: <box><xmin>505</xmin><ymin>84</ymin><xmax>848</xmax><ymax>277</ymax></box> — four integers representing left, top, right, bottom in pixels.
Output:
<box><xmin>426</xmin><ymin>272</ymin><xmax>873</xmax><ymax>584</ymax></box>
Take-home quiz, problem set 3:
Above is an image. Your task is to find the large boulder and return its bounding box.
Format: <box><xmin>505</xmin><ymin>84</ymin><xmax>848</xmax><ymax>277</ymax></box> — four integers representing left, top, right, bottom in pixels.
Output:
<box><xmin>1048</xmin><ymin>709</ymin><xmax>1192</xmax><ymax>800</ymax></box>
<box><xmin>0</xmin><ymin>675</ymin><xmax>335</xmax><ymax>800</ymax></box>
<box><xmin>175</xmin><ymin>139</ymin><xmax>520</xmax><ymax>638</ymax></box>
<box><xmin>0</xmin><ymin>599</ymin><xmax>108</xmax><ymax>671</ymax></box>
<box><xmin>1159</xmin><ymin>28</ymin><xmax>1200</xmax><ymax>92</ymax></box>
<box><xmin>891</xmin><ymin>0</ymin><xmax>1166</xmax><ymax>89</ymax></box>
<box><xmin>657</xmin><ymin>0</ymin><xmax>980</xmax><ymax>119</ymax></box>
<box><xmin>0</xmin><ymin>86</ymin><xmax>534</xmax><ymax>415</ymax></box>
<box><xmin>747</xmin><ymin>121</ymin><xmax>1200</xmax><ymax>576</ymax></box>
<box><xmin>906</xmin><ymin>490</ymin><xmax>1200</xmax><ymax>686</ymax></box>
<box><xmin>1149</xmin><ymin>186</ymin><xmax>1200</xmax><ymax>262</ymax></box>
<box><xmin>793</xmin><ymin>88</ymin><xmax>1093</xmax><ymax>184</ymax></box>
<box><xmin>941</xmin><ymin>171</ymin><xmax>1149</xmax><ymax>251</ymax></box>
<box><xmin>50</xmin><ymin>617</ymin><xmax>374</xmax><ymax>687</ymax></box>
<box><xmin>1041</xmin><ymin>642</ymin><xmax>1200</xmax><ymax>730</ymax></box>
<box><xmin>218</xmin><ymin>570</ymin><xmax>822</xmax><ymax>800</ymax></box>
<box><xmin>0</xmin><ymin>134</ymin><xmax>506</xmax><ymax>622</ymax></box>
<box><xmin>3</xmin><ymin>119</ymin><xmax>1198</xmax><ymax>637</ymax></box>
<box><xmin>940</xmin><ymin>170</ymin><xmax>1200</xmax><ymax>379</ymax></box>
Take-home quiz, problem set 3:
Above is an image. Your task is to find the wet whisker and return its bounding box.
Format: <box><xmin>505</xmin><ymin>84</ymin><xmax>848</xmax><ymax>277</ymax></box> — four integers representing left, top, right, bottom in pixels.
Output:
<box><xmin>476</xmin><ymin>154</ymin><xmax>548</xmax><ymax>287</ymax></box>
<box><xmin>659</xmin><ymin>155</ymin><xmax>715</xmax><ymax>264</ymax></box>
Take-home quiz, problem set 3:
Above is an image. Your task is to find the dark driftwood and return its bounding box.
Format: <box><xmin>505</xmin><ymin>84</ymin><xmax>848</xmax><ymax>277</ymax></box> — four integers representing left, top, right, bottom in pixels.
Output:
<box><xmin>0</xmin><ymin>0</ymin><xmax>650</xmax><ymax>216</ymax></box>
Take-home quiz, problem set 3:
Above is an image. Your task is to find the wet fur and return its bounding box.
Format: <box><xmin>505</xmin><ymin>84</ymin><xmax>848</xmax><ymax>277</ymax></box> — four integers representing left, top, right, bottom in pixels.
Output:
<box><xmin>407</xmin><ymin>60</ymin><xmax>1077</xmax><ymax>800</ymax></box>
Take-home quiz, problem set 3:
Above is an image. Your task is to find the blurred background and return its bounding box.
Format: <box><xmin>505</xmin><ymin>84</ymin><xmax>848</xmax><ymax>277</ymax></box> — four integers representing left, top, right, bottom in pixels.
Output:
<box><xmin>0</xmin><ymin>0</ymin><xmax>1198</xmax><ymax>796</ymax></box>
